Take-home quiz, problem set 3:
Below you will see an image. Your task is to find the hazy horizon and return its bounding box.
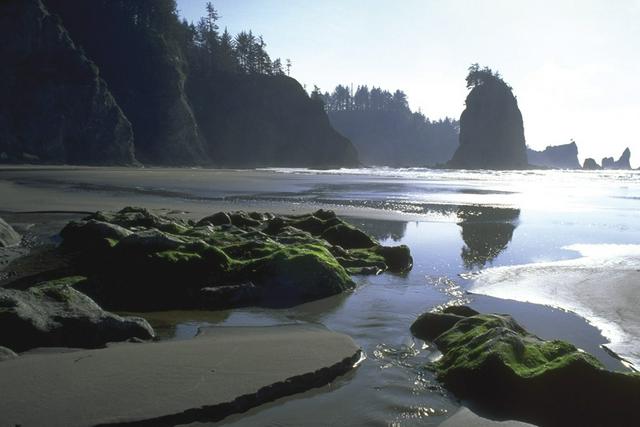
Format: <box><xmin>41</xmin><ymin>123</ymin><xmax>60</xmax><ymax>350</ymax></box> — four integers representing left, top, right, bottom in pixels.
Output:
<box><xmin>177</xmin><ymin>0</ymin><xmax>640</xmax><ymax>167</ymax></box>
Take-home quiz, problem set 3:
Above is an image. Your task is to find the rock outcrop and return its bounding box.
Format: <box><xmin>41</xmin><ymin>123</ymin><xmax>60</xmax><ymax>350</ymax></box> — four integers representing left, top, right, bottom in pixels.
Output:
<box><xmin>0</xmin><ymin>0</ymin><xmax>136</xmax><ymax>165</ymax></box>
<box><xmin>189</xmin><ymin>73</ymin><xmax>359</xmax><ymax>168</ymax></box>
<box><xmin>0</xmin><ymin>346</ymin><xmax>18</xmax><ymax>362</ymax></box>
<box><xmin>1</xmin><ymin>0</ymin><xmax>359</xmax><ymax>168</ymax></box>
<box><xmin>0</xmin><ymin>277</ymin><xmax>154</xmax><ymax>352</ymax></box>
<box><xmin>448</xmin><ymin>66</ymin><xmax>528</xmax><ymax>169</ymax></box>
<box><xmin>60</xmin><ymin>207</ymin><xmax>412</xmax><ymax>310</ymax></box>
<box><xmin>43</xmin><ymin>0</ymin><xmax>207</xmax><ymax>165</ymax></box>
<box><xmin>602</xmin><ymin>148</ymin><xmax>632</xmax><ymax>170</ymax></box>
<box><xmin>0</xmin><ymin>217</ymin><xmax>21</xmax><ymax>247</ymax></box>
<box><xmin>527</xmin><ymin>141</ymin><xmax>580</xmax><ymax>169</ymax></box>
<box><xmin>411</xmin><ymin>308</ymin><xmax>640</xmax><ymax>427</ymax></box>
<box><xmin>582</xmin><ymin>158</ymin><xmax>601</xmax><ymax>170</ymax></box>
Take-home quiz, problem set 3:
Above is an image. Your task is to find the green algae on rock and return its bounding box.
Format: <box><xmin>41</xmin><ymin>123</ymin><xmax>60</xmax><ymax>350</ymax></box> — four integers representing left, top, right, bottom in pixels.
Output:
<box><xmin>411</xmin><ymin>309</ymin><xmax>640</xmax><ymax>427</ymax></box>
<box><xmin>60</xmin><ymin>207</ymin><xmax>413</xmax><ymax>310</ymax></box>
<box><xmin>0</xmin><ymin>277</ymin><xmax>154</xmax><ymax>352</ymax></box>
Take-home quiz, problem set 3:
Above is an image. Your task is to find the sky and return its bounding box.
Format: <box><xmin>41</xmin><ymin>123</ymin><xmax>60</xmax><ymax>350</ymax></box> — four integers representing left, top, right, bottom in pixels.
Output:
<box><xmin>177</xmin><ymin>0</ymin><xmax>640</xmax><ymax>167</ymax></box>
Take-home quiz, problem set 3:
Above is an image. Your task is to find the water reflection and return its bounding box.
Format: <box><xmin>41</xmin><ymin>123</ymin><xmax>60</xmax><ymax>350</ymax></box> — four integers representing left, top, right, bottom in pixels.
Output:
<box><xmin>349</xmin><ymin>218</ymin><xmax>408</xmax><ymax>242</ymax></box>
<box><xmin>457</xmin><ymin>206</ymin><xmax>520</xmax><ymax>268</ymax></box>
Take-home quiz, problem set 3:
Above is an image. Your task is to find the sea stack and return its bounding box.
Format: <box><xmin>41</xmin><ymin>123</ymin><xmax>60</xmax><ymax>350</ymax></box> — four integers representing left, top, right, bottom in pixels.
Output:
<box><xmin>447</xmin><ymin>64</ymin><xmax>528</xmax><ymax>169</ymax></box>
<box><xmin>527</xmin><ymin>141</ymin><xmax>580</xmax><ymax>169</ymax></box>
<box><xmin>602</xmin><ymin>148</ymin><xmax>632</xmax><ymax>170</ymax></box>
<box><xmin>582</xmin><ymin>158</ymin><xmax>601</xmax><ymax>170</ymax></box>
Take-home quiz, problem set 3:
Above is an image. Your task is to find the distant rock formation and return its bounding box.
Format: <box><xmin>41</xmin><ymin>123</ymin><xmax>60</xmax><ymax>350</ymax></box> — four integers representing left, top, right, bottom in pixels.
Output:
<box><xmin>582</xmin><ymin>158</ymin><xmax>601</xmax><ymax>170</ymax></box>
<box><xmin>601</xmin><ymin>148</ymin><xmax>632</xmax><ymax>170</ymax></box>
<box><xmin>527</xmin><ymin>141</ymin><xmax>580</xmax><ymax>169</ymax></box>
<box><xmin>0</xmin><ymin>0</ymin><xmax>135</xmax><ymax>165</ymax></box>
<box><xmin>447</xmin><ymin>65</ymin><xmax>528</xmax><ymax>169</ymax></box>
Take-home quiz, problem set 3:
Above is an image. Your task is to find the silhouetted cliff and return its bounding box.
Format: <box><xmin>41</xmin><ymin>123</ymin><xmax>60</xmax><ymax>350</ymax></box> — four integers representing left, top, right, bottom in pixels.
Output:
<box><xmin>1</xmin><ymin>0</ymin><xmax>358</xmax><ymax>167</ymax></box>
<box><xmin>527</xmin><ymin>142</ymin><xmax>580</xmax><ymax>169</ymax></box>
<box><xmin>602</xmin><ymin>148</ymin><xmax>631</xmax><ymax>170</ymax></box>
<box><xmin>0</xmin><ymin>0</ymin><xmax>135</xmax><ymax>165</ymax></box>
<box><xmin>448</xmin><ymin>65</ymin><xmax>528</xmax><ymax>170</ymax></box>
<box><xmin>189</xmin><ymin>72</ymin><xmax>358</xmax><ymax>167</ymax></box>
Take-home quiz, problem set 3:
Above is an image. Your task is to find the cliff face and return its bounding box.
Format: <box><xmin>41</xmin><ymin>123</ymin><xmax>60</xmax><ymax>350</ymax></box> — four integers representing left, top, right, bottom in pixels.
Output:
<box><xmin>0</xmin><ymin>0</ymin><xmax>135</xmax><ymax>165</ymax></box>
<box><xmin>602</xmin><ymin>148</ymin><xmax>631</xmax><ymax>170</ymax></box>
<box><xmin>43</xmin><ymin>0</ymin><xmax>206</xmax><ymax>165</ymax></box>
<box><xmin>328</xmin><ymin>110</ymin><xmax>458</xmax><ymax>167</ymax></box>
<box><xmin>527</xmin><ymin>142</ymin><xmax>580</xmax><ymax>169</ymax></box>
<box><xmin>2</xmin><ymin>0</ymin><xmax>357</xmax><ymax>168</ymax></box>
<box><xmin>448</xmin><ymin>78</ymin><xmax>528</xmax><ymax>170</ymax></box>
<box><xmin>189</xmin><ymin>73</ymin><xmax>359</xmax><ymax>168</ymax></box>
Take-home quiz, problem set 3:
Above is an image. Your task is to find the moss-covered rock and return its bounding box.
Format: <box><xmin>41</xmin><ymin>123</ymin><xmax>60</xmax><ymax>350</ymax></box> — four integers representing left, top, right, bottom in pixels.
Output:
<box><xmin>411</xmin><ymin>309</ymin><xmax>640</xmax><ymax>427</ymax></box>
<box><xmin>0</xmin><ymin>277</ymin><xmax>154</xmax><ymax>352</ymax></box>
<box><xmin>58</xmin><ymin>207</ymin><xmax>412</xmax><ymax>310</ymax></box>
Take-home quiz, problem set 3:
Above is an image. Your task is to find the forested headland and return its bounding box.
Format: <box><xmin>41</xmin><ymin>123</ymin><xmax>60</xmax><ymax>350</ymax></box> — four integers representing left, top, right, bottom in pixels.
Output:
<box><xmin>315</xmin><ymin>85</ymin><xmax>459</xmax><ymax>167</ymax></box>
<box><xmin>0</xmin><ymin>0</ymin><xmax>357</xmax><ymax>167</ymax></box>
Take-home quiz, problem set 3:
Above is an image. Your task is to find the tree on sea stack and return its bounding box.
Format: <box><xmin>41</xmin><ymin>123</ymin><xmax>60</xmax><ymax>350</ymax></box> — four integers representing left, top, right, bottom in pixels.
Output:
<box><xmin>447</xmin><ymin>64</ymin><xmax>529</xmax><ymax>169</ymax></box>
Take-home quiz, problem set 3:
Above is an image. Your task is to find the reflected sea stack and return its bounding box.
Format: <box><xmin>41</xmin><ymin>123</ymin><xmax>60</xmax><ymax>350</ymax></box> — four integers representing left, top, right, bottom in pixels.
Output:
<box><xmin>457</xmin><ymin>206</ymin><xmax>520</xmax><ymax>268</ymax></box>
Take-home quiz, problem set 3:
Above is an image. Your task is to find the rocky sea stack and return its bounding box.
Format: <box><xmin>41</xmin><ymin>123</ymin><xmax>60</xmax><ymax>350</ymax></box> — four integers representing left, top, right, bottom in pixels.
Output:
<box><xmin>602</xmin><ymin>147</ymin><xmax>632</xmax><ymax>170</ymax></box>
<box><xmin>582</xmin><ymin>157</ymin><xmax>601</xmax><ymax>170</ymax></box>
<box><xmin>527</xmin><ymin>141</ymin><xmax>580</xmax><ymax>169</ymax></box>
<box><xmin>448</xmin><ymin>65</ymin><xmax>528</xmax><ymax>170</ymax></box>
<box><xmin>411</xmin><ymin>307</ymin><xmax>640</xmax><ymax>427</ymax></box>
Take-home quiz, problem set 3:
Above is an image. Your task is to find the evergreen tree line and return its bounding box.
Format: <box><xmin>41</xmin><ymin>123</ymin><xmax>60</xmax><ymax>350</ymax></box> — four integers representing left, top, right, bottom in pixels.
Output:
<box><xmin>312</xmin><ymin>85</ymin><xmax>410</xmax><ymax>113</ymax></box>
<box><xmin>177</xmin><ymin>2</ymin><xmax>291</xmax><ymax>77</ymax></box>
<box><xmin>316</xmin><ymin>84</ymin><xmax>459</xmax><ymax>130</ymax></box>
<box><xmin>321</xmin><ymin>84</ymin><xmax>460</xmax><ymax>167</ymax></box>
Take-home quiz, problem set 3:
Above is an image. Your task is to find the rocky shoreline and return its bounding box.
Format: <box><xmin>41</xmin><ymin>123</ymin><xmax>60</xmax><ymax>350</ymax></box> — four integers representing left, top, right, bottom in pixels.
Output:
<box><xmin>1</xmin><ymin>207</ymin><xmax>411</xmax><ymax>354</ymax></box>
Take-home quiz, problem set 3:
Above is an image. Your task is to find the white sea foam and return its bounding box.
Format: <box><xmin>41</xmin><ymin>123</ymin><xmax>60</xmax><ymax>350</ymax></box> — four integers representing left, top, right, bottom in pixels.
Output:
<box><xmin>469</xmin><ymin>244</ymin><xmax>640</xmax><ymax>369</ymax></box>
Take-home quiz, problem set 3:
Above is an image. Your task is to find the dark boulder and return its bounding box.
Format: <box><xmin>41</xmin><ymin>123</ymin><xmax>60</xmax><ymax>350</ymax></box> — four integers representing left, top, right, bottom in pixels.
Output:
<box><xmin>321</xmin><ymin>224</ymin><xmax>377</xmax><ymax>249</ymax></box>
<box><xmin>0</xmin><ymin>217</ymin><xmax>21</xmax><ymax>248</ymax></box>
<box><xmin>448</xmin><ymin>65</ymin><xmax>528</xmax><ymax>170</ymax></box>
<box><xmin>374</xmin><ymin>245</ymin><xmax>413</xmax><ymax>273</ymax></box>
<box><xmin>197</xmin><ymin>212</ymin><xmax>232</xmax><ymax>227</ymax></box>
<box><xmin>442</xmin><ymin>305</ymin><xmax>479</xmax><ymax>317</ymax></box>
<box><xmin>411</xmin><ymin>312</ymin><xmax>465</xmax><ymax>342</ymax></box>
<box><xmin>0</xmin><ymin>0</ymin><xmax>135</xmax><ymax>165</ymax></box>
<box><xmin>0</xmin><ymin>346</ymin><xmax>18</xmax><ymax>361</ymax></box>
<box><xmin>0</xmin><ymin>277</ymin><xmax>154</xmax><ymax>352</ymax></box>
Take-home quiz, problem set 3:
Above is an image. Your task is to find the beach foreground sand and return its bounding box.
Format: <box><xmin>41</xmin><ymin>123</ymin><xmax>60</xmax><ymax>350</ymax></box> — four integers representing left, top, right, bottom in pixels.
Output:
<box><xmin>0</xmin><ymin>324</ymin><xmax>361</xmax><ymax>426</ymax></box>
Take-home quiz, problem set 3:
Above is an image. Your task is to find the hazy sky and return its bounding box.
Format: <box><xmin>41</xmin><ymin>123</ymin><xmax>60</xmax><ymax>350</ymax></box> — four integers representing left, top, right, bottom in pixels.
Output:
<box><xmin>177</xmin><ymin>0</ymin><xmax>640</xmax><ymax>167</ymax></box>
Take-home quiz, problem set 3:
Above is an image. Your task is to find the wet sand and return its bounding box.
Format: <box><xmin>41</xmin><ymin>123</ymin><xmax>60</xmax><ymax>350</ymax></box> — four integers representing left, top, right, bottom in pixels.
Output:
<box><xmin>0</xmin><ymin>325</ymin><xmax>361</xmax><ymax>427</ymax></box>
